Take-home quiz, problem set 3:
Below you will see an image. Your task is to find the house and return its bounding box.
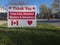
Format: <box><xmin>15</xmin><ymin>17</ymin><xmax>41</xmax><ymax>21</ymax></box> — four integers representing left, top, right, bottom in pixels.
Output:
<box><xmin>0</xmin><ymin>6</ymin><xmax>7</xmax><ymax>20</ymax></box>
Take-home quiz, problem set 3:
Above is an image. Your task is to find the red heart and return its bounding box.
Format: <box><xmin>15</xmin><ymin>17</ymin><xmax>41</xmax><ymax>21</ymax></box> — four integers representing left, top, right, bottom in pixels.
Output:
<box><xmin>27</xmin><ymin>21</ymin><xmax>32</xmax><ymax>25</ymax></box>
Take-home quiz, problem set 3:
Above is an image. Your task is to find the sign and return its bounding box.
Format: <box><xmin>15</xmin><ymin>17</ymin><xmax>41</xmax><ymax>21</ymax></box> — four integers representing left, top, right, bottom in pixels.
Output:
<box><xmin>8</xmin><ymin>5</ymin><xmax>36</xmax><ymax>27</ymax></box>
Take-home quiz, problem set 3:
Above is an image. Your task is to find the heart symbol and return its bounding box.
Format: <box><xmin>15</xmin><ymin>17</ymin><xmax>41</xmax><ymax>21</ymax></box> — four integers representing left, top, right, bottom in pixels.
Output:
<box><xmin>27</xmin><ymin>21</ymin><xmax>32</xmax><ymax>25</ymax></box>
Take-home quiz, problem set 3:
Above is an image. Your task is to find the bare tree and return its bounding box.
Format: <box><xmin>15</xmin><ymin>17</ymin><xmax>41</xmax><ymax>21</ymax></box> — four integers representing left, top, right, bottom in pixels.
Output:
<box><xmin>39</xmin><ymin>4</ymin><xmax>51</xmax><ymax>19</ymax></box>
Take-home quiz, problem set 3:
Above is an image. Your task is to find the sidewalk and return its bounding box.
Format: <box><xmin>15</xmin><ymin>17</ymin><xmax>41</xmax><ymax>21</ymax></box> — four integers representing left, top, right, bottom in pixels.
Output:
<box><xmin>48</xmin><ymin>23</ymin><xmax>60</xmax><ymax>27</ymax></box>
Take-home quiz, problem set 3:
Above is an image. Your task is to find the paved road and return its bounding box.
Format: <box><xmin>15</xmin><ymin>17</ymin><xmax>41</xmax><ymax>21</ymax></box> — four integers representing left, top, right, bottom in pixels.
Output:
<box><xmin>0</xmin><ymin>19</ymin><xmax>60</xmax><ymax>27</ymax></box>
<box><xmin>37</xmin><ymin>19</ymin><xmax>60</xmax><ymax>23</ymax></box>
<box><xmin>37</xmin><ymin>19</ymin><xmax>60</xmax><ymax>27</ymax></box>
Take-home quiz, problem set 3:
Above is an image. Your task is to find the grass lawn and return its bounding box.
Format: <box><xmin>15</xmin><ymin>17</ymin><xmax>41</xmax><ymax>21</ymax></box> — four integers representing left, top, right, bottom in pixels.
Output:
<box><xmin>0</xmin><ymin>23</ymin><xmax>60</xmax><ymax>31</ymax></box>
<box><xmin>0</xmin><ymin>23</ymin><xmax>60</xmax><ymax>45</ymax></box>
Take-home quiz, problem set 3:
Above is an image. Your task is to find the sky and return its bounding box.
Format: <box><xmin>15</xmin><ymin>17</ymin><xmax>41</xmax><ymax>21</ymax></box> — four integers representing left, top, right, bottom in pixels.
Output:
<box><xmin>0</xmin><ymin>0</ymin><xmax>53</xmax><ymax>13</ymax></box>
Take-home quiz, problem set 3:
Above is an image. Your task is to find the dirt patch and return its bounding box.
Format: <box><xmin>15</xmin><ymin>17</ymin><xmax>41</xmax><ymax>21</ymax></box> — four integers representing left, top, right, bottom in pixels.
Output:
<box><xmin>0</xmin><ymin>21</ymin><xmax>7</xmax><ymax>25</ymax></box>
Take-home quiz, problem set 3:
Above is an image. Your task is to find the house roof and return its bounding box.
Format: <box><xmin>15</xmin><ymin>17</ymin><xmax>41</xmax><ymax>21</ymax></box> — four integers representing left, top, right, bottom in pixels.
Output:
<box><xmin>0</xmin><ymin>6</ymin><xmax>6</xmax><ymax>13</ymax></box>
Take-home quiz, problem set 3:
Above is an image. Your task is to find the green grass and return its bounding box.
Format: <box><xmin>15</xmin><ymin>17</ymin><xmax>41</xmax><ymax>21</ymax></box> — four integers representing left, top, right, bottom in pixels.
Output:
<box><xmin>0</xmin><ymin>23</ymin><xmax>60</xmax><ymax>31</ymax></box>
<box><xmin>0</xmin><ymin>23</ymin><xmax>60</xmax><ymax>45</ymax></box>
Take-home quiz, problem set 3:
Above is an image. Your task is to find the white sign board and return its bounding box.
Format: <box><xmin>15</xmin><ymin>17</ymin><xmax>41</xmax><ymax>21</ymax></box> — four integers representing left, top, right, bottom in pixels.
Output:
<box><xmin>8</xmin><ymin>5</ymin><xmax>36</xmax><ymax>27</ymax></box>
